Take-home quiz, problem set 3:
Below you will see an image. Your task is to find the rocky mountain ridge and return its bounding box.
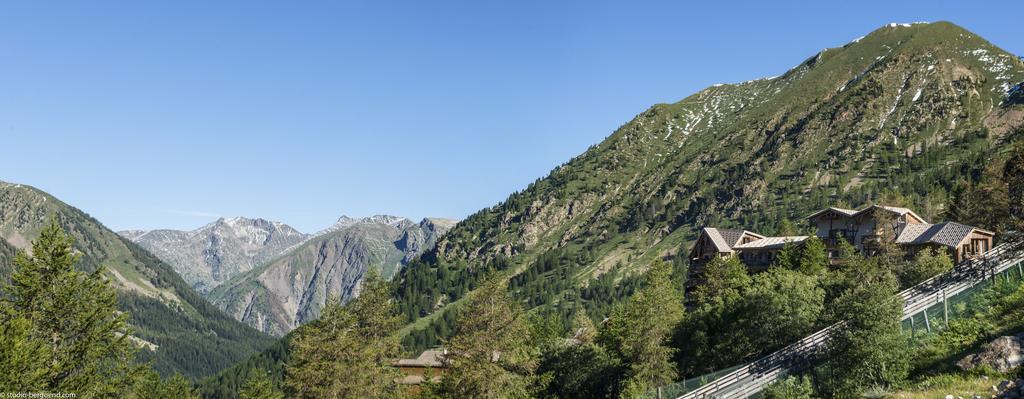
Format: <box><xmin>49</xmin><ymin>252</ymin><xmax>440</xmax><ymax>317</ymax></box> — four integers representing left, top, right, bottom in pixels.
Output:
<box><xmin>120</xmin><ymin>217</ymin><xmax>309</xmax><ymax>294</ymax></box>
<box><xmin>208</xmin><ymin>214</ymin><xmax>456</xmax><ymax>336</ymax></box>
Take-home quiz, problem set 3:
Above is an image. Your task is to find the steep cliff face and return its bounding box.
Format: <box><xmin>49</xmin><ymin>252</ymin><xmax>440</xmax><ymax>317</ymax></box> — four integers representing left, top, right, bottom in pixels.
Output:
<box><xmin>120</xmin><ymin>218</ymin><xmax>308</xmax><ymax>294</ymax></box>
<box><xmin>395</xmin><ymin>22</ymin><xmax>1024</xmax><ymax>342</ymax></box>
<box><xmin>208</xmin><ymin>216</ymin><xmax>455</xmax><ymax>336</ymax></box>
<box><xmin>0</xmin><ymin>182</ymin><xmax>274</xmax><ymax>379</ymax></box>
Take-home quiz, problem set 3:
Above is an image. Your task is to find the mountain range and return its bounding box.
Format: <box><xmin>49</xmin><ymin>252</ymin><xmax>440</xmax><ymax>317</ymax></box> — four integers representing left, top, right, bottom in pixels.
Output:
<box><xmin>3</xmin><ymin>21</ymin><xmax>1023</xmax><ymax>391</ymax></box>
<box><xmin>391</xmin><ymin>21</ymin><xmax>1024</xmax><ymax>350</ymax></box>
<box><xmin>122</xmin><ymin>214</ymin><xmax>456</xmax><ymax>336</ymax></box>
<box><xmin>0</xmin><ymin>181</ymin><xmax>274</xmax><ymax>379</ymax></box>
<box><xmin>210</xmin><ymin>215</ymin><xmax>454</xmax><ymax>336</ymax></box>
<box><xmin>120</xmin><ymin>218</ymin><xmax>308</xmax><ymax>294</ymax></box>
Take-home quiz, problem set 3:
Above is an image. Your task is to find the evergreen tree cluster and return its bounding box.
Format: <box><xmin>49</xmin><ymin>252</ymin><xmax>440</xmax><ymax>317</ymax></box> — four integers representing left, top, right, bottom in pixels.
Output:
<box><xmin>208</xmin><ymin>228</ymin><xmax>963</xmax><ymax>399</ymax></box>
<box><xmin>0</xmin><ymin>206</ymin><xmax>275</xmax><ymax>380</ymax></box>
<box><xmin>0</xmin><ymin>221</ymin><xmax>201</xmax><ymax>398</ymax></box>
<box><xmin>400</xmin><ymin>245</ymin><xmax>643</xmax><ymax>355</ymax></box>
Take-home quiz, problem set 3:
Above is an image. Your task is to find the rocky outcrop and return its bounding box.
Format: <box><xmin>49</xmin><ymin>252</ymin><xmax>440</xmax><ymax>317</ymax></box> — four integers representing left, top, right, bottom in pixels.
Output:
<box><xmin>395</xmin><ymin>21</ymin><xmax>1024</xmax><ymax>332</ymax></box>
<box><xmin>958</xmin><ymin>333</ymin><xmax>1024</xmax><ymax>373</ymax></box>
<box><xmin>120</xmin><ymin>217</ymin><xmax>309</xmax><ymax>294</ymax></box>
<box><xmin>207</xmin><ymin>216</ymin><xmax>454</xmax><ymax>336</ymax></box>
<box><xmin>995</xmin><ymin>378</ymin><xmax>1024</xmax><ymax>399</ymax></box>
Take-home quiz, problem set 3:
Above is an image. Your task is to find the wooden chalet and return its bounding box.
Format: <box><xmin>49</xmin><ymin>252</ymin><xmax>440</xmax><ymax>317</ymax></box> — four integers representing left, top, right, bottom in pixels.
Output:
<box><xmin>690</xmin><ymin>204</ymin><xmax>994</xmax><ymax>273</ymax></box>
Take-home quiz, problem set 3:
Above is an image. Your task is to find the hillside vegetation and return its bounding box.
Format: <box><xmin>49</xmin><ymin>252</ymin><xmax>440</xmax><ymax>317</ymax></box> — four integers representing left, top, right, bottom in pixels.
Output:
<box><xmin>396</xmin><ymin>21</ymin><xmax>1024</xmax><ymax>349</ymax></box>
<box><xmin>0</xmin><ymin>182</ymin><xmax>275</xmax><ymax>379</ymax></box>
<box><xmin>198</xmin><ymin>22</ymin><xmax>1024</xmax><ymax>398</ymax></box>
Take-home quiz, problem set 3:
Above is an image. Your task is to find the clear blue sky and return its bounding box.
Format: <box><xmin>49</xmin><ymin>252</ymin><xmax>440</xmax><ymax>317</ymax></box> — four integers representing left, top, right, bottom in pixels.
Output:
<box><xmin>1</xmin><ymin>1</ymin><xmax>1020</xmax><ymax>233</ymax></box>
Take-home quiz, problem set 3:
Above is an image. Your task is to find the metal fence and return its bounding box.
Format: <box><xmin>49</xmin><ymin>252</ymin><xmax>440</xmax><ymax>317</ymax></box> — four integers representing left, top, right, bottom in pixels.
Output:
<box><xmin>668</xmin><ymin>244</ymin><xmax>1024</xmax><ymax>399</ymax></box>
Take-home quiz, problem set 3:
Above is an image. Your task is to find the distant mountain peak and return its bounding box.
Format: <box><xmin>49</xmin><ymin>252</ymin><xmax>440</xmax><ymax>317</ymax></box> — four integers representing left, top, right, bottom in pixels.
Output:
<box><xmin>0</xmin><ymin>182</ymin><xmax>273</xmax><ymax>378</ymax></box>
<box><xmin>420</xmin><ymin>217</ymin><xmax>458</xmax><ymax>232</ymax></box>
<box><xmin>208</xmin><ymin>212</ymin><xmax>458</xmax><ymax>336</ymax></box>
<box><xmin>320</xmin><ymin>214</ymin><xmax>411</xmax><ymax>234</ymax></box>
<box><xmin>884</xmin><ymin>21</ymin><xmax>930</xmax><ymax>28</ymax></box>
<box><xmin>362</xmin><ymin>214</ymin><xmax>410</xmax><ymax>226</ymax></box>
<box><xmin>121</xmin><ymin>217</ymin><xmax>309</xmax><ymax>294</ymax></box>
<box><xmin>391</xmin><ymin>21</ymin><xmax>1024</xmax><ymax>346</ymax></box>
<box><xmin>118</xmin><ymin>229</ymin><xmax>148</xmax><ymax>241</ymax></box>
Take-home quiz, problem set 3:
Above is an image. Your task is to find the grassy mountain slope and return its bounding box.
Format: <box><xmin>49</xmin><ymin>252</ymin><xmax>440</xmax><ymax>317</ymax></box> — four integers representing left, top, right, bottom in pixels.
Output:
<box><xmin>394</xmin><ymin>21</ymin><xmax>1024</xmax><ymax>349</ymax></box>
<box><xmin>0</xmin><ymin>181</ymin><xmax>275</xmax><ymax>379</ymax></box>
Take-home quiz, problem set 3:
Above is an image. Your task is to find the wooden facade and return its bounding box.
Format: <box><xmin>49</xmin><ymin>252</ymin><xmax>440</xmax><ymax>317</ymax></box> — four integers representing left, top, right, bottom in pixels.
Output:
<box><xmin>394</xmin><ymin>349</ymin><xmax>445</xmax><ymax>389</ymax></box>
<box><xmin>690</xmin><ymin>204</ymin><xmax>995</xmax><ymax>274</ymax></box>
<box><xmin>807</xmin><ymin>205</ymin><xmax>927</xmax><ymax>251</ymax></box>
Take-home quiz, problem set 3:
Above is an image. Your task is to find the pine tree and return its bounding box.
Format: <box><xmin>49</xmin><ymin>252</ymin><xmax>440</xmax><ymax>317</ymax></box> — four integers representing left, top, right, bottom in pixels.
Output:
<box><xmin>240</xmin><ymin>371</ymin><xmax>283</xmax><ymax>399</ymax></box>
<box><xmin>571</xmin><ymin>307</ymin><xmax>597</xmax><ymax>344</ymax></box>
<box><xmin>821</xmin><ymin>259</ymin><xmax>907</xmax><ymax>397</ymax></box>
<box><xmin>775</xmin><ymin>241</ymin><xmax>800</xmax><ymax>270</ymax></box>
<box><xmin>900</xmin><ymin>247</ymin><xmax>952</xmax><ymax>287</ymax></box>
<box><xmin>692</xmin><ymin>256</ymin><xmax>751</xmax><ymax>310</ymax></box>
<box><xmin>127</xmin><ymin>370</ymin><xmax>199</xmax><ymax>399</ymax></box>
<box><xmin>159</xmin><ymin>374</ymin><xmax>200</xmax><ymax>399</ymax></box>
<box><xmin>285</xmin><ymin>270</ymin><xmax>403</xmax><ymax>399</ymax></box>
<box><xmin>1006</xmin><ymin>142</ymin><xmax>1024</xmax><ymax>249</ymax></box>
<box><xmin>0</xmin><ymin>314</ymin><xmax>49</xmax><ymax>391</ymax></box>
<box><xmin>947</xmin><ymin>166</ymin><xmax>1010</xmax><ymax>236</ymax></box>
<box><xmin>677</xmin><ymin>255</ymin><xmax>753</xmax><ymax>373</ymax></box>
<box><xmin>776</xmin><ymin>219</ymin><xmax>798</xmax><ymax>236</ymax></box>
<box><xmin>740</xmin><ymin>267</ymin><xmax>824</xmax><ymax>353</ymax></box>
<box><xmin>599</xmin><ymin>261</ymin><xmax>684</xmax><ymax>397</ymax></box>
<box><xmin>436</xmin><ymin>273</ymin><xmax>538</xmax><ymax>399</ymax></box>
<box><xmin>867</xmin><ymin>208</ymin><xmax>905</xmax><ymax>265</ymax></box>
<box><xmin>0</xmin><ymin>220</ymin><xmax>139</xmax><ymax>396</ymax></box>
<box><xmin>537</xmin><ymin>341</ymin><xmax>621</xmax><ymax>399</ymax></box>
<box><xmin>796</xmin><ymin>237</ymin><xmax>829</xmax><ymax>276</ymax></box>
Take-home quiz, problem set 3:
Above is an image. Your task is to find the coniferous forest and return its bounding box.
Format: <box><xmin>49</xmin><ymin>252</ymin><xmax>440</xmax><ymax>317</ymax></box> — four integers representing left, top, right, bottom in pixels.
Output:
<box><xmin>1</xmin><ymin>13</ymin><xmax>1024</xmax><ymax>399</ymax></box>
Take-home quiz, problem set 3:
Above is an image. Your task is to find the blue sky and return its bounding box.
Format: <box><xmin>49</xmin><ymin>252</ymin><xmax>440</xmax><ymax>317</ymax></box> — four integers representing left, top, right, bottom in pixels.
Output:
<box><xmin>0</xmin><ymin>1</ymin><xmax>1020</xmax><ymax>232</ymax></box>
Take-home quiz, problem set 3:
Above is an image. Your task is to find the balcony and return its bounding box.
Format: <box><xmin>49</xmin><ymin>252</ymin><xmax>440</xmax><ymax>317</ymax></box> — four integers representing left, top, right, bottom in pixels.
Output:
<box><xmin>823</xmin><ymin>230</ymin><xmax>857</xmax><ymax>246</ymax></box>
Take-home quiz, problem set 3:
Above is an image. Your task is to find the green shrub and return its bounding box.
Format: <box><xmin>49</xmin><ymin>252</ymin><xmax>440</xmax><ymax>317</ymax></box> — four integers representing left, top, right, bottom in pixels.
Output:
<box><xmin>763</xmin><ymin>375</ymin><xmax>815</xmax><ymax>399</ymax></box>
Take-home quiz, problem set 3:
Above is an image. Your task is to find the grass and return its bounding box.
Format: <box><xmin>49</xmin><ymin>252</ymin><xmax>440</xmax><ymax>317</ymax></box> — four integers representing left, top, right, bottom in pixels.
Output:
<box><xmin>890</xmin><ymin>373</ymin><xmax>1003</xmax><ymax>399</ymax></box>
<box><xmin>893</xmin><ymin>269</ymin><xmax>1024</xmax><ymax>398</ymax></box>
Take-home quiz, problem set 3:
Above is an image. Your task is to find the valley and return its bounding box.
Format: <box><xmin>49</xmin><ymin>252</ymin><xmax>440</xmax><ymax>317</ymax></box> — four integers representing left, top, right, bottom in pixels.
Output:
<box><xmin>1</xmin><ymin>15</ymin><xmax>1023</xmax><ymax>399</ymax></box>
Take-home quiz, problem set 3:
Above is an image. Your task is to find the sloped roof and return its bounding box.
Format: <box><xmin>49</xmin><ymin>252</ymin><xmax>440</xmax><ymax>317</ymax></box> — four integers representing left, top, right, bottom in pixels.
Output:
<box><xmin>701</xmin><ymin>227</ymin><xmax>765</xmax><ymax>252</ymax></box>
<box><xmin>877</xmin><ymin>205</ymin><xmax>914</xmax><ymax>215</ymax></box>
<box><xmin>806</xmin><ymin>204</ymin><xmax>928</xmax><ymax>224</ymax></box>
<box><xmin>702</xmin><ymin>228</ymin><xmax>734</xmax><ymax>252</ymax></box>
<box><xmin>858</xmin><ymin>205</ymin><xmax>928</xmax><ymax>224</ymax></box>
<box><xmin>895</xmin><ymin>223</ymin><xmax>933</xmax><ymax>244</ymax></box>
<box><xmin>896</xmin><ymin>222</ymin><xmax>992</xmax><ymax>247</ymax></box>
<box><xmin>805</xmin><ymin>207</ymin><xmax>858</xmax><ymax>220</ymax></box>
<box><xmin>718</xmin><ymin>229</ymin><xmax>746</xmax><ymax>249</ymax></box>
<box><xmin>395</xmin><ymin>349</ymin><xmax>445</xmax><ymax>367</ymax></box>
<box><xmin>734</xmin><ymin>236</ymin><xmax>809</xmax><ymax>250</ymax></box>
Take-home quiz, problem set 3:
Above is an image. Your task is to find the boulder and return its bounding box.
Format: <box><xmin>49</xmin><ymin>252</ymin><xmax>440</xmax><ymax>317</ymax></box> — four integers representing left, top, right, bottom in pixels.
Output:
<box><xmin>958</xmin><ymin>333</ymin><xmax>1024</xmax><ymax>373</ymax></box>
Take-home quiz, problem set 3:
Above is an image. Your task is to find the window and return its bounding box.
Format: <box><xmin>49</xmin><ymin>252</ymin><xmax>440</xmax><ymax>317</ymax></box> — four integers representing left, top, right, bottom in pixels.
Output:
<box><xmin>970</xmin><ymin>238</ymin><xmax>989</xmax><ymax>254</ymax></box>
